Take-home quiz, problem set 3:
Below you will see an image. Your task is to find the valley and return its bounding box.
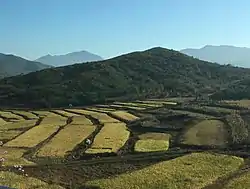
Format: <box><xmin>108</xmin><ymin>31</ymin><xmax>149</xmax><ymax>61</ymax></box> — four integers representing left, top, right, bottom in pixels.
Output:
<box><xmin>1</xmin><ymin>98</ymin><xmax>250</xmax><ymax>188</ymax></box>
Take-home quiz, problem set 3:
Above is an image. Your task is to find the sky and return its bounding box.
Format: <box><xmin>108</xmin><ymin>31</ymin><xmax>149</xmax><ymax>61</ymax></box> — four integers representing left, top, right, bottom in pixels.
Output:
<box><xmin>1</xmin><ymin>0</ymin><xmax>250</xmax><ymax>60</ymax></box>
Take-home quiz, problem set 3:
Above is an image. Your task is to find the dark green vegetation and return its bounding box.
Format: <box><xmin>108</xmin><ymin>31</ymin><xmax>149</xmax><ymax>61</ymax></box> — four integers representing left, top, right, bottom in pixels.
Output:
<box><xmin>1</xmin><ymin>47</ymin><xmax>250</xmax><ymax>108</ymax></box>
<box><xmin>0</xmin><ymin>53</ymin><xmax>51</xmax><ymax>78</ymax></box>
<box><xmin>211</xmin><ymin>78</ymin><xmax>250</xmax><ymax>100</ymax></box>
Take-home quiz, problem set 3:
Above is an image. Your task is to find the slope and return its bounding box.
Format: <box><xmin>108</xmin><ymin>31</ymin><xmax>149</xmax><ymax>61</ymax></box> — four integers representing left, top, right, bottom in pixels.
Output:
<box><xmin>0</xmin><ymin>53</ymin><xmax>51</xmax><ymax>78</ymax></box>
<box><xmin>211</xmin><ymin>78</ymin><xmax>250</xmax><ymax>100</ymax></box>
<box><xmin>0</xmin><ymin>47</ymin><xmax>250</xmax><ymax>108</ymax></box>
<box><xmin>35</xmin><ymin>50</ymin><xmax>103</xmax><ymax>67</ymax></box>
<box><xmin>181</xmin><ymin>45</ymin><xmax>250</xmax><ymax>68</ymax></box>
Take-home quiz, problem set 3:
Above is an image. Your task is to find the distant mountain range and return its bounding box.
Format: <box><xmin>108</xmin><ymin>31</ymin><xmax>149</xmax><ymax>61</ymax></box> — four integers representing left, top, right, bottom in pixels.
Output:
<box><xmin>180</xmin><ymin>45</ymin><xmax>250</xmax><ymax>68</ymax></box>
<box><xmin>0</xmin><ymin>53</ymin><xmax>51</xmax><ymax>78</ymax></box>
<box><xmin>35</xmin><ymin>50</ymin><xmax>103</xmax><ymax>67</ymax></box>
<box><xmin>1</xmin><ymin>47</ymin><xmax>250</xmax><ymax>108</ymax></box>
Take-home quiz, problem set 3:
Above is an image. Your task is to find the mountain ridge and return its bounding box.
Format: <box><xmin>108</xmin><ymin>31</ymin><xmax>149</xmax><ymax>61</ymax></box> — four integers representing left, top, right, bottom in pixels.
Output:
<box><xmin>180</xmin><ymin>45</ymin><xmax>250</xmax><ymax>68</ymax></box>
<box><xmin>0</xmin><ymin>47</ymin><xmax>250</xmax><ymax>108</ymax></box>
<box><xmin>35</xmin><ymin>50</ymin><xmax>103</xmax><ymax>67</ymax></box>
<box><xmin>0</xmin><ymin>53</ymin><xmax>51</xmax><ymax>78</ymax></box>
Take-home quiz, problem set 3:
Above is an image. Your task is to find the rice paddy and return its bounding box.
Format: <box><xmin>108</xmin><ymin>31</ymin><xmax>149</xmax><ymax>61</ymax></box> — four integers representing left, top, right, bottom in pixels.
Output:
<box><xmin>110</xmin><ymin>111</ymin><xmax>139</xmax><ymax>121</ymax></box>
<box><xmin>0</xmin><ymin>120</ymin><xmax>37</xmax><ymax>130</ymax></box>
<box><xmin>134</xmin><ymin>139</ymin><xmax>169</xmax><ymax>152</ymax></box>
<box><xmin>181</xmin><ymin>119</ymin><xmax>229</xmax><ymax>146</ymax></box>
<box><xmin>4</xmin><ymin>124</ymin><xmax>61</xmax><ymax>148</ymax></box>
<box><xmin>0</xmin><ymin>171</ymin><xmax>64</xmax><ymax>189</ymax></box>
<box><xmin>71</xmin><ymin>116</ymin><xmax>93</xmax><ymax>125</ymax></box>
<box><xmin>86</xmin><ymin>153</ymin><xmax>243</xmax><ymax>189</ymax></box>
<box><xmin>0</xmin><ymin>147</ymin><xmax>35</xmax><ymax>166</ymax></box>
<box><xmin>85</xmin><ymin>122</ymin><xmax>130</xmax><ymax>153</ymax></box>
<box><xmin>0</xmin><ymin>99</ymin><xmax>250</xmax><ymax>189</ymax></box>
<box><xmin>36</xmin><ymin>124</ymin><xmax>96</xmax><ymax>157</ymax></box>
<box><xmin>0</xmin><ymin>111</ymin><xmax>24</xmax><ymax>120</ymax></box>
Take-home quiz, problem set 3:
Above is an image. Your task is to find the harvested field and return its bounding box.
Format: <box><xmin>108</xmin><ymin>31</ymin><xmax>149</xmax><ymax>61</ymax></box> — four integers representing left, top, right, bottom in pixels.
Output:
<box><xmin>114</xmin><ymin>102</ymin><xmax>163</xmax><ymax>108</ymax></box>
<box><xmin>67</xmin><ymin>109</ymin><xmax>119</xmax><ymax>123</ymax></box>
<box><xmin>136</xmin><ymin>100</ymin><xmax>177</xmax><ymax>105</ymax></box>
<box><xmin>109</xmin><ymin>104</ymin><xmax>146</xmax><ymax>110</ymax></box>
<box><xmin>0</xmin><ymin>171</ymin><xmax>63</xmax><ymax>189</ymax></box>
<box><xmin>0</xmin><ymin>118</ymin><xmax>7</xmax><ymax>126</ymax></box>
<box><xmin>4</xmin><ymin>124</ymin><xmax>61</xmax><ymax>148</ymax></box>
<box><xmin>11</xmin><ymin>110</ymin><xmax>38</xmax><ymax>119</ymax></box>
<box><xmin>71</xmin><ymin>116</ymin><xmax>93</xmax><ymax>125</ymax></box>
<box><xmin>110</xmin><ymin>111</ymin><xmax>139</xmax><ymax>121</ymax></box>
<box><xmin>0</xmin><ymin>130</ymin><xmax>22</xmax><ymax>141</ymax></box>
<box><xmin>224</xmin><ymin>171</ymin><xmax>250</xmax><ymax>189</ymax></box>
<box><xmin>0</xmin><ymin>147</ymin><xmax>35</xmax><ymax>166</ymax></box>
<box><xmin>224</xmin><ymin>100</ymin><xmax>250</xmax><ymax>108</ymax></box>
<box><xmin>86</xmin><ymin>153</ymin><xmax>243</xmax><ymax>189</ymax></box>
<box><xmin>40</xmin><ymin>116</ymin><xmax>67</xmax><ymax>126</ymax></box>
<box><xmin>134</xmin><ymin>139</ymin><xmax>169</xmax><ymax>152</ymax></box>
<box><xmin>52</xmin><ymin>110</ymin><xmax>80</xmax><ymax>117</ymax></box>
<box><xmin>0</xmin><ymin>111</ymin><xmax>24</xmax><ymax>120</ymax></box>
<box><xmin>0</xmin><ymin>120</ymin><xmax>37</xmax><ymax>130</ymax></box>
<box><xmin>138</xmin><ymin>132</ymin><xmax>171</xmax><ymax>140</ymax></box>
<box><xmin>86</xmin><ymin>123</ymin><xmax>130</xmax><ymax>154</ymax></box>
<box><xmin>181</xmin><ymin>119</ymin><xmax>229</xmax><ymax>146</ymax></box>
<box><xmin>36</xmin><ymin>124</ymin><xmax>96</xmax><ymax>157</ymax></box>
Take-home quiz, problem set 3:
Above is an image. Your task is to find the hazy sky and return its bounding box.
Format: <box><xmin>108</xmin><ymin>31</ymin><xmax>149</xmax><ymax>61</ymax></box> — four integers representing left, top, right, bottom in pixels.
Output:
<box><xmin>1</xmin><ymin>0</ymin><xmax>250</xmax><ymax>60</ymax></box>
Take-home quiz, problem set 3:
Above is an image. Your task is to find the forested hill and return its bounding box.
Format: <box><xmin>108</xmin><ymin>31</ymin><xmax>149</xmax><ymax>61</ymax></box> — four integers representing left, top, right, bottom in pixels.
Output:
<box><xmin>0</xmin><ymin>53</ymin><xmax>51</xmax><ymax>78</ymax></box>
<box><xmin>1</xmin><ymin>47</ymin><xmax>250</xmax><ymax>108</ymax></box>
<box><xmin>211</xmin><ymin>78</ymin><xmax>250</xmax><ymax>100</ymax></box>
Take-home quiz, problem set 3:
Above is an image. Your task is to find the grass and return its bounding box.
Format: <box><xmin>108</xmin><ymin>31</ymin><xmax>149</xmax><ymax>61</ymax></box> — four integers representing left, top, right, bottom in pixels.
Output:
<box><xmin>110</xmin><ymin>111</ymin><xmax>139</xmax><ymax>121</ymax></box>
<box><xmin>40</xmin><ymin>116</ymin><xmax>67</xmax><ymax>126</ymax></box>
<box><xmin>67</xmin><ymin>109</ymin><xmax>120</xmax><ymax>124</ymax></box>
<box><xmin>4</xmin><ymin>124</ymin><xmax>61</xmax><ymax>148</ymax></box>
<box><xmin>224</xmin><ymin>100</ymin><xmax>250</xmax><ymax>108</ymax></box>
<box><xmin>138</xmin><ymin>132</ymin><xmax>171</xmax><ymax>140</ymax></box>
<box><xmin>85</xmin><ymin>122</ymin><xmax>130</xmax><ymax>154</ymax></box>
<box><xmin>136</xmin><ymin>100</ymin><xmax>177</xmax><ymax>105</ymax></box>
<box><xmin>86</xmin><ymin>152</ymin><xmax>243</xmax><ymax>189</ymax></box>
<box><xmin>0</xmin><ymin>111</ymin><xmax>24</xmax><ymax>120</ymax></box>
<box><xmin>32</xmin><ymin>111</ymin><xmax>62</xmax><ymax>117</ymax></box>
<box><xmin>71</xmin><ymin>116</ymin><xmax>93</xmax><ymax>125</ymax></box>
<box><xmin>0</xmin><ymin>120</ymin><xmax>37</xmax><ymax>130</ymax></box>
<box><xmin>0</xmin><ymin>171</ymin><xmax>64</xmax><ymax>189</ymax></box>
<box><xmin>0</xmin><ymin>130</ymin><xmax>22</xmax><ymax>141</ymax></box>
<box><xmin>0</xmin><ymin>118</ymin><xmax>7</xmax><ymax>126</ymax></box>
<box><xmin>85</xmin><ymin>107</ymin><xmax>116</xmax><ymax>113</ymax></box>
<box><xmin>224</xmin><ymin>171</ymin><xmax>250</xmax><ymax>189</ymax></box>
<box><xmin>11</xmin><ymin>110</ymin><xmax>38</xmax><ymax>119</ymax></box>
<box><xmin>114</xmin><ymin>102</ymin><xmax>163</xmax><ymax>108</ymax></box>
<box><xmin>109</xmin><ymin>104</ymin><xmax>146</xmax><ymax>110</ymax></box>
<box><xmin>36</xmin><ymin>124</ymin><xmax>96</xmax><ymax>157</ymax></box>
<box><xmin>53</xmin><ymin>110</ymin><xmax>81</xmax><ymax>117</ymax></box>
<box><xmin>0</xmin><ymin>147</ymin><xmax>35</xmax><ymax>166</ymax></box>
<box><xmin>181</xmin><ymin>119</ymin><xmax>229</xmax><ymax>146</ymax></box>
<box><xmin>134</xmin><ymin>139</ymin><xmax>169</xmax><ymax>152</ymax></box>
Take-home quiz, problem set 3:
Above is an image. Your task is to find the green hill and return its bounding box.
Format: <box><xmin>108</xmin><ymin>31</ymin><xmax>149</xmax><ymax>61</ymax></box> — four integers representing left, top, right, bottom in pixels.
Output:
<box><xmin>0</xmin><ymin>47</ymin><xmax>250</xmax><ymax>108</ymax></box>
<box><xmin>211</xmin><ymin>78</ymin><xmax>250</xmax><ymax>100</ymax></box>
<box><xmin>0</xmin><ymin>53</ymin><xmax>51</xmax><ymax>78</ymax></box>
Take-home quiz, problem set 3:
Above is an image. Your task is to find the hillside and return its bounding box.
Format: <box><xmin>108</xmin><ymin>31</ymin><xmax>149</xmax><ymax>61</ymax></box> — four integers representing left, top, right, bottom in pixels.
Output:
<box><xmin>0</xmin><ymin>53</ymin><xmax>51</xmax><ymax>78</ymax></box>
<box><xmin>181</xmin><ymin>45</ymin><xmax>250</xmax><ymax>68</ymax></box>
<box><xmin>35</xmin><ymin>50</ymin><xmax>103</xmax><ymax>67</ymax></box>
<box><xmin>211</xmin><ymin>78</ymin><xmax>250</xmax><ymax>100</ymax></box>
<box><xmin>1</xmin><ymin>47</ymin><xmax>250</xmax><ymax>108</ymax></box>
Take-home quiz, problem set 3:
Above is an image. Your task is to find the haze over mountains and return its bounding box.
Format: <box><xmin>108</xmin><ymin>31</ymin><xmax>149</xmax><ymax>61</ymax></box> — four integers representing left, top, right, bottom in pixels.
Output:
<box><xmin>180</xmin><ymin>45</ymin><xmax>250</xmax><ymax>68</ymax></box>
<box><xmin>0</xmin><ymin>53</ymin><xmax>51</xmax><ymax>78</ymax></box>
<box><xmin>35</xmin><ymin>50</ymin><xmax>103</xmax><ymax>67</ymax></box>
<box><xmin>0</xmin><ymin>47</ymin><xmax>250</xmax><ymax>108</ymax></box>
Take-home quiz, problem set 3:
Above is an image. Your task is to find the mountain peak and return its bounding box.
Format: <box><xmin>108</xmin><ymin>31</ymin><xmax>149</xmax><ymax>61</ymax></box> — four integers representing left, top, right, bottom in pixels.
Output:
<box><xmin>35</xmin><ymin>50</ymin><xmax>103</xmax><ymax>67</ymax></box>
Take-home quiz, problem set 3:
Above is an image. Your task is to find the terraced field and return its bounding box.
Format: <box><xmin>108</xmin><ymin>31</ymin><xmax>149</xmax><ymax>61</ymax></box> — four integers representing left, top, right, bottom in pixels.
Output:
<box><xmin>1</xmin><ymin>98</ymin><xmax>250</xmax><ymax>189</ymax></box>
